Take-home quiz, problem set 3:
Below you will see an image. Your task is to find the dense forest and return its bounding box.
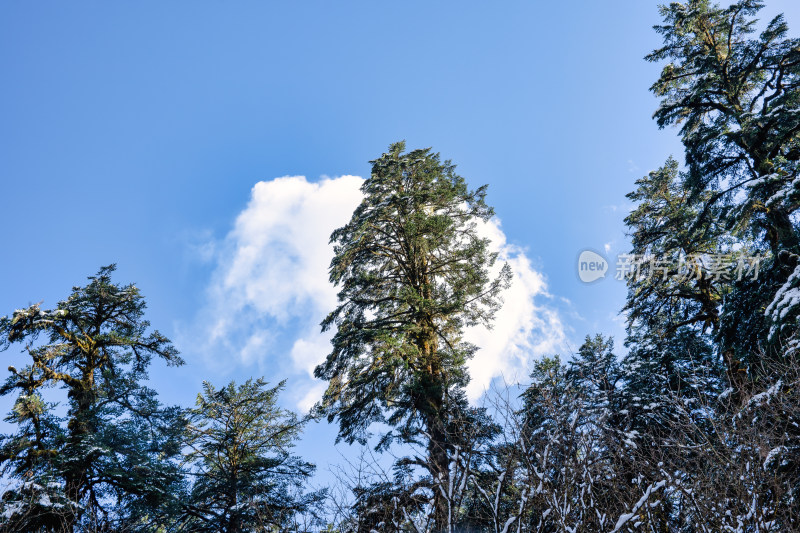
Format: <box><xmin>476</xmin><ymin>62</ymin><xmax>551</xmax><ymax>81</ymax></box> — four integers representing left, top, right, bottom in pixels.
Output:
<box><xmin>3</xmin><ymin>1</ymin><xmax>800</xmax><ymax>531</ymax></box>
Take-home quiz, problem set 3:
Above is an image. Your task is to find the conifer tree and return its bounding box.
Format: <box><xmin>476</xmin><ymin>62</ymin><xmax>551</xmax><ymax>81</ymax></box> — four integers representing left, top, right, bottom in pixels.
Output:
<box><xmin>180</xmin><ymin>378</ymin><xmax>321</xmax><ymax>533</ymax></box>
<box><xmin>623</xmin><ymin>159</ymin><xmax>728</xmax><ymax>392</ymax></box>
<box><xmin>649</xmin><ymin>0</ymin><xmax>800</xmax><ymax>254</ymax></box>
<box><xmin>0</xmin><ymin>265</ymin><xmax>185</xmax><ymax>531</ymax></box>
<box><xmin>314</xmin><ymin>141</ymin><xmax>510</xmax><ymax>531</ymax></box>
<box><xmin>624</xmin><ymin>159</ymin><xmax>730</xmax><ymax>337</ymax></box>
<box><xmin>515</xmin><ymin>354</ymin><xmax>627</xmax><ymax>531</ymax></box>
<box><xmin>629</xmin><ymin>0</ymin><xmax>800</xmax><ymax>387</ymax></box>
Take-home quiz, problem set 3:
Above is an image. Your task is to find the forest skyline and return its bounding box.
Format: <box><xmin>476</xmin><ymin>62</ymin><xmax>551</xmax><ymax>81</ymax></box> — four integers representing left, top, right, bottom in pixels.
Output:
<box><xmin>4</xmin><ymin>1</ymin><xmax>800</xmax><ymax>531</ymax></box>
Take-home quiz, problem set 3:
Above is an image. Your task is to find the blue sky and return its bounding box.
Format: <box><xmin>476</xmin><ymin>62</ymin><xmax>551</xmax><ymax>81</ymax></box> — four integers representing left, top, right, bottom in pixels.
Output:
<box><xmin>3</xmin><ymin>0</ymin><xmax>800</xmax><ymax>483</ymax></box>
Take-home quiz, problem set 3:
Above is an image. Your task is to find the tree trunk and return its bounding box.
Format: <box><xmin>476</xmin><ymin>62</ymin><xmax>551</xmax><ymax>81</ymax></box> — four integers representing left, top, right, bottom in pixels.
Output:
<box><xmin>63</xmin><ymin>375</ymin><xmax>96</xmax><ymax>531</ymax></box>
<box><xmin>417</xmin><ymin>328</ymin><xmax>451</xmax><ymax>532</ymax></box>
<box><xmin>766</xmin><ymin>208</ymin><xmax>799</xmax><ymax>255</ymax></box>
<box><xmin>427</xmin><ymin>412</ymin><xmax>450</xmax><ymax>533</ymax></box>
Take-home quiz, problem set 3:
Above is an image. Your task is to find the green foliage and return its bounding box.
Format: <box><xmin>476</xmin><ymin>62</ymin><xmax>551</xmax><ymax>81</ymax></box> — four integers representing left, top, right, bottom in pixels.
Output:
<box><xmin>628</xmin><ymin>0</ymin><xmax>800</xmax><ymax>387</ymax></box>
<box><xmin>6</xmin><ymin>3</ymin><xmax>800</xmax><ymax>531</ymax></box>
<box><xmin>648</xmin><ymin>0</ymin><xmax>800</xmax><ymax>252</ymax></box>
<box><xmin>314</xmin><ymin>141</ymin><xmax>510</xmax><ymax>530</ymax></box>
<box><xmin>0</xmin><ymin>265</ymin><xmax>185</xmax><ymax>531</ymax></box>
<box><xmin>316</xmin><ymin>141</ymin><xmax>510</xmax><ymax>443</ymax></box>
<box><xmin>181</xmin><ymin>378</ymin><xmax>322</xmax><ymax>532</ymax></box>
<box><xmin>611</xmin><ymin>2</ymin><xmax>800</xmax><ymax>526</ymax></box>
<box><xmin>624</xmin><ymin>158</ymin><xmax>732</xmax><ymax>338</ymax></box>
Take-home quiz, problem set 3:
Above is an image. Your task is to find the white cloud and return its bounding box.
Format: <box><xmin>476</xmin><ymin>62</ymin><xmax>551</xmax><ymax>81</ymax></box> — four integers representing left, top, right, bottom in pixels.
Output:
<box><xmin>463</xmin><ymin>218</ymin><xmax>568</xmax><ymax>399</ymax></box>
<box><xmin>183</xmin><ymin>175</ymin><xmax>362</xmax><ymax>389</ymax></box>
<box><xmin>190</xmin><ymin>175</ymin><xmax>568</xmax><ymax>408</ymax></box>
<box><xmin>214</xmin><ymin>175</ymin><xmax>363</xmax><ymax>323</ymax></box>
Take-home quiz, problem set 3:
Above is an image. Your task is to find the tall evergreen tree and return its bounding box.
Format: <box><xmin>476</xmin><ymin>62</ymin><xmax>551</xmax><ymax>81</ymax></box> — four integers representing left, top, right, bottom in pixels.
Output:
<box><xmin>626</xmin><ymin>0</ymin><xmax>800</xmax><ymax>390</ymax></box>
<box><xmin>624</xmin><ymin>159</ymin><xmax>731</xmax><ymax>337</ymax></box>
<box><xmin>0</xmin><ymin>265</ymin><xmax>185</xmax><ymax>532</ymax></box>
<box><xmin>608</xmin><ymin>2</ymin><xmax>800</xmax><ymax>527</ymax></box>
<box><xmin>649</xmin><ymin>0</ymin><xmax>800</xmax><ymax>254</ymax></box>
<box><xmin>623</xmin><ymin>159</ymin><xmax>728</xmax><ymax>393</ymax></box>
<box><xmin>314</xmin><ymin>141</ymin><xmax>510</xmax><ymax>531</ymax></box>
<box><xmin>180</xmin><ymin>378</ymin><xmax>321</xmax><ymax>533</ymax></box>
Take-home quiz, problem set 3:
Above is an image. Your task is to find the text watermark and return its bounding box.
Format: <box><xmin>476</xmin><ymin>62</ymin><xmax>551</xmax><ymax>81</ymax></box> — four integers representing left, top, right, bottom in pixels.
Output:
<box><xmin>578</xmin><ymin>250</ymin><xmax>763</xmax><ymax>283</ymax></box>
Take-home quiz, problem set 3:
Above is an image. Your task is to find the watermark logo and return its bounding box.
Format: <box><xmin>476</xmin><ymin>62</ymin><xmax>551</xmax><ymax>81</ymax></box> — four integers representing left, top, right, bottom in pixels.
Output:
<box><xmin>614</xmin><ymin>253</ymin><xmax>762</xmax><ymax>282</ymax></box>
<box><xmin>577</xmin><ymin>250</ymin><xmax>609</xmax><ymax>283</ymax></box>
<box><xmin>577</xmin><ymin>249</ymin><xmax>764</xmax><ymax>284</ymax></box>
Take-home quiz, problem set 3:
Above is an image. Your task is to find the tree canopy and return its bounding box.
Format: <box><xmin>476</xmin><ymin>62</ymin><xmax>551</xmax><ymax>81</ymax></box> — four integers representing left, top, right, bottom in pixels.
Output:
<box><xmin>0</xmin><ymin>265</ymin><xmax>185</xmax><ymax>531</ymax></box>
<box><xmin>315</xmin><ymin>141</ymin><xmax>510</xmax><ymax>530</ymax></box>
<box><xmin>180</xmin><ymin>378</ymin><xmax>322</xmax><ymax>532</ymax></box>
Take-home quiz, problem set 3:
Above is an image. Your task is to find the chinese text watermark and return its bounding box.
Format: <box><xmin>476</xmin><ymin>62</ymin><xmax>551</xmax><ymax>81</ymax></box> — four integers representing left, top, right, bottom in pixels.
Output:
<box><xmin>578</xmin><ymin>250</ymin><xmax>763</xmax><ymax>284</ymax></box>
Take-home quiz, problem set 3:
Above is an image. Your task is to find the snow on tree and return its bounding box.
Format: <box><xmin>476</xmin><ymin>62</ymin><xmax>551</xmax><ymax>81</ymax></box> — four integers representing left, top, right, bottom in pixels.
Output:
<box><xmin>0</xmin><ymin>265</ymin><xmax>185</xmax><ymax>531</ymax></box>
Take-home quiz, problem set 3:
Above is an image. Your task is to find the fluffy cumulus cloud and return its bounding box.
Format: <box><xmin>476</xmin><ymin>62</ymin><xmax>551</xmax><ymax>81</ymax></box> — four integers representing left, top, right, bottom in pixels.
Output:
<box><xmin>193</xmin><ymin>175</ymin><xmax>568</xmax><ymax>410</ymax></box>
<box><xmin>464</xmin><ymin>218</ymin><xmax>568</xmax><ymax>399</ymax></box>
